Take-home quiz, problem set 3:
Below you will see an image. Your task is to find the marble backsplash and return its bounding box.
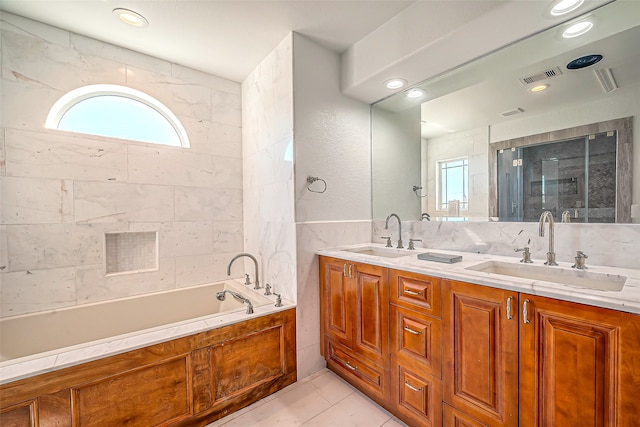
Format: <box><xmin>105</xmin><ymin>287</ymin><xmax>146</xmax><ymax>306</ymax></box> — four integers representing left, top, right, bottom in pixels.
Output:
<box><xmin>372</xmin><ymin>220</ymin><xmax>640</xmax><ymax>270</ymax></box>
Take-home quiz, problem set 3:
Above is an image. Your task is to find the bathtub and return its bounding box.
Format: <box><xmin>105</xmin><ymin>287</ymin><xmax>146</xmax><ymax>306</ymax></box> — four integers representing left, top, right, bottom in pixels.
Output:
<box><xmin>0</xmin><ymin>279</ymin><xmax>287</xmax><ymax>384</ymax></box>
<box><xmin>0</xmin><ymin>279</ymin><xmax>296</xmax><ymax>426</ymax></box>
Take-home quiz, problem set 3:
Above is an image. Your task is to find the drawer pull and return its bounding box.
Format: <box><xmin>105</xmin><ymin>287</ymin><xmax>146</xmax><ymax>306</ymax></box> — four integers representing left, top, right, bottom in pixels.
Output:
<box><xmin>343</xmin><ymin>264</ymin><xmax>348</xmax><ymax>277</ymax></box>
<box><xmin>345</xmin><ymin>361</ymin><xmax>358</xmax><ymax>371</ymax></box>
<box><xmin>404</xmin><ymin>289</ymin><xmax>423</xmax><ymax>296</ymax></box>
<box><xmin>405</xmin><ymin>381</ymin><xmax>423</xmax><ymax>392</ymax></box>
<box><xmin>403</xmin><ymin>326</ymin><xmax>422</xmax><ymax>335</ymax></box>
<box><xmin>348</xmin><ymin>264</ymin><xmax>353</xmax><ymax>278</ymax></box>
<box><xmin>506</xmin><ymin>296</ymin><xmax>513</xmax><ymax>320</ymax></box>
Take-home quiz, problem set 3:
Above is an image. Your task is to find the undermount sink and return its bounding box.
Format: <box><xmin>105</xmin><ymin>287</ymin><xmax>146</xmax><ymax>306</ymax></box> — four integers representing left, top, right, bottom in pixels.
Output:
<box><xmin>340</xmin><ymin>246</ymin><xmax>412</xmax><ymax>258</ymax></box>
<box><xmin>466</xmin><ymin>261</ymin><xmax>626</xmax><ymax>292</ymax></box>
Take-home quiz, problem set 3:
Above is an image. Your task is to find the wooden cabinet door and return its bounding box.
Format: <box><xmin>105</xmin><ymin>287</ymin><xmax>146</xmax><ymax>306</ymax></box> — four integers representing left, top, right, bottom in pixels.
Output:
<box><xmin>319</xmin><ymin>256</ymin><xmax>353</xmax><ymax>352</ymax></box>
<box><xmin>442</xmin><ymin>280</ymin><xmax>518</xmax><ymax>427</ymax></box>
<box><xmin>519</xmin><ymin>294</ymin><xmax>640</xmax><ymax>427</ymax></box>
<box><xmin>352</xmin><ymin>262</ymin><xmax>389</xmax><ymax>366</ymax></box>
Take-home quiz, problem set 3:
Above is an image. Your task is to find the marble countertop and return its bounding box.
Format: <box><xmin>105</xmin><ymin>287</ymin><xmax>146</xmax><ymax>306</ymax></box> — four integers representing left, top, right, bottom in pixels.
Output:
<box><xmin>318</xmin><ymin>244</ymin><xmax>640</xmax><ymax>315</ymax></box>
<box><xmin>0</xmin><ymin>293</ymin><xmax>295</xmax><ymax>385</ymax></box>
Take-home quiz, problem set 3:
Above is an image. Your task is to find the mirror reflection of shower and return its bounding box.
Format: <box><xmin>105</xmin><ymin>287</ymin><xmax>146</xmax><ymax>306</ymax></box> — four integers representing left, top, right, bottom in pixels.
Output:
<box><xmin>497</xmin><ymin>131</ymin><xmax>617</xmax><ymax>223</ymax></box>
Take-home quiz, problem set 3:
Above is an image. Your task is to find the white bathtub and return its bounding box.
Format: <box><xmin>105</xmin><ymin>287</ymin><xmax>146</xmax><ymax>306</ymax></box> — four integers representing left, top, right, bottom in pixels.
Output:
<box><xmin>0</xmin><ymin>280</ymin><xmax>286</xmax><ymax>384</ymax></box>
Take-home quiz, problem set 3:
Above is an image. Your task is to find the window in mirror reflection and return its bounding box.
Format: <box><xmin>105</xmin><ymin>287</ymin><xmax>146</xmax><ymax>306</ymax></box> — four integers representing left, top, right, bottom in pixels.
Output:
<box><xmin>438</xmin><ymin>158</ymin><xmax>468</xmax><ymax>213</ymax></box>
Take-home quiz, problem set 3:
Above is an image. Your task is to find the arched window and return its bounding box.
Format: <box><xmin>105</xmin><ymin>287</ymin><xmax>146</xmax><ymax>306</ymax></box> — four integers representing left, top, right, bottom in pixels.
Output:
<box><xmin>46</xmin><ymin>84</ymin><xmax>190</xmax><ymax>147</ymax></box>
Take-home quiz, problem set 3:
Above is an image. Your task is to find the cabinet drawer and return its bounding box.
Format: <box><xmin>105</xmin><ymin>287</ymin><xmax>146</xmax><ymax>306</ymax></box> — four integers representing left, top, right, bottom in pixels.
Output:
<box><xmin>392</xmin><ymin>363</ymin><xmax>442</xmax><ymax>427</ymax></box>
<box><xmin>390</xmin><ymin>270</ymin><xmax>441</xmax><ymax>318</ymax></box>
<box><xmin>325</xmin><ymin>338</ymin><xmax>387</xmax><ymax>401</ymax></box>
<box><xmin>391</xmin><ymin>305</ymin><xmax>442</xmax><ymax>378</ymax></box>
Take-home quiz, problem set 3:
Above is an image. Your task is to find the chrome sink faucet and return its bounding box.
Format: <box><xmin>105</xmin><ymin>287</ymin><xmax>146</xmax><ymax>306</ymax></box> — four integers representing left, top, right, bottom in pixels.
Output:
<box><xmin>227</xmin><ymin>252</ymin><xmax>260</xmax><ymax>289</ymax></box>
<box><xmin>539</xmin><ymin>211</ymin><xmax>558</xmax><ymax>266</ymax></box>
<box><xmin>385</xmin><ymin>213</ymin><xmax>403</xmax><ymax>248</ymax></box>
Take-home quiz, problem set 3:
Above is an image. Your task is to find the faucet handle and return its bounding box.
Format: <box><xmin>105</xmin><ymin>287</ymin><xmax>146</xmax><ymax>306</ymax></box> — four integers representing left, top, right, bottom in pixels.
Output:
<box><xmin>408</xmin><ymin>239</ymin><xmax>422</xmax><ymax>250</ymax></box>
<box><xmin>264</xmin><ymin>283</ymin><xmax>272</xmax><ymax>296</ymax></box>
<box><xmin>244</xmin><ymin>273</ymin><xmax>251</xmax><ymax>286</ymax></box>
<box><xmin>576</xmin><ymin>250</ymin><xmax>588</xmax><ymax>259</ymax></box>
<box><xmin>515</xmin><ymin>247</ymin><xmax>533</xmax><ymax>263</ymax></box>
<box><xmin>381</xmin><ymin>236</ymin><xmax>392</xmax><ymax>248</ymax></box>
<box><xmin>572</xmin><ymin>251</ymin><xmax>588</xmax><ymax>269</ymax></box>
<box><xmin>274</xmin><ymin>293</ymin><xmax>283</xmax><ymax>307</ymax></box>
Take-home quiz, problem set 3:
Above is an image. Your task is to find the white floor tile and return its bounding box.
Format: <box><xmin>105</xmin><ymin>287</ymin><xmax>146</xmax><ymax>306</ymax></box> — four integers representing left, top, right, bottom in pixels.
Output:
<box><xmin>205</xmin><ymin>370</ymin><xmax>410</xmax><ymax>427</ymax></box>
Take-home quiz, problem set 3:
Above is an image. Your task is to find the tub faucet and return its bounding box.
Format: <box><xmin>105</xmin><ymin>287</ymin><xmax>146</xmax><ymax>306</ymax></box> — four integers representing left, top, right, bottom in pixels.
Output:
<box><xmin>385</xmin><ymin>213</ymin><xmax>403</xmax><ymax>248</ymax></box>
<box><xmin>227</xmin><ymin>253</ymin><xmax>260</xmax><ymax>289</ymax></box>
<box><xmin>539</xmin><ymin>211</ymin><xmax>558</xmax><ymax>266</ymax></box>
<box><xmin>216</xmin><ymin>290</ymin><xmax>254</xmax><ymax>314</ymax></box>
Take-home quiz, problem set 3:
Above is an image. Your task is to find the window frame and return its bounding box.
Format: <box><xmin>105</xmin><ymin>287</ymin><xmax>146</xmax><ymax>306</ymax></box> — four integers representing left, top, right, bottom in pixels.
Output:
<box><xmin>45</xmin><ymin>84</ymin><xmax>190</xmax><ymax>147</ymax></box>
<box><xmin>436</xmin><ymin>157</ymin><xmax>469</xmax><ymax>212</ymax></box>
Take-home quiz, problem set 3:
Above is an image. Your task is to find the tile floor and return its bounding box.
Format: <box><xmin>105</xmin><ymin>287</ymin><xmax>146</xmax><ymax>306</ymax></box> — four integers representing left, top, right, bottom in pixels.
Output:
<box><xmin>205</xmin><ymin>369</ymin><xmax>409</xmax><ymax>427</ymax></box>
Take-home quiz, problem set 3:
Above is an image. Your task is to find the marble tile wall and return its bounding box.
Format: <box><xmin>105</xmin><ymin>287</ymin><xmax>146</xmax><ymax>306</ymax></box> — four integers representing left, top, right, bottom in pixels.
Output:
<box><xmin>241</xmin><ymin>33</ymin><xmax>297</xmax><ymax>305</ymax></box>
<box><xmin>0</xmin><ymin>13</ymin><xmax>245</xmax><ymax>317</ymax></box>
<box><xmin>372</xmin><ymin>220</ymin><xmax>640</xmax><ymax>270</ymax></box>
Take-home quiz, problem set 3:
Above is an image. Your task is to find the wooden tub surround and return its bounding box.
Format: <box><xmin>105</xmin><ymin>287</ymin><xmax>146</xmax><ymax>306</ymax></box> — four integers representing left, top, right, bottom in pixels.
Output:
<box><xmin>0</xmin><ymin>308</ymin><xmax>296</xmax><ymax>426</ymax></box>
<box><xmin>320</xmin><ymin>255</ymin><xmax>640</xmax><ymax>427</ymax></box>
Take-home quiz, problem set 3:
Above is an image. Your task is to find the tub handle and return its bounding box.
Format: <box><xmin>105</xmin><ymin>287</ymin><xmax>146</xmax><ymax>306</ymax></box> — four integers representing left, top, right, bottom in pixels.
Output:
<box><xmin>274</xmin><ymin>293</ymin><xmax>283</xmax><ymax>307</ymax></box>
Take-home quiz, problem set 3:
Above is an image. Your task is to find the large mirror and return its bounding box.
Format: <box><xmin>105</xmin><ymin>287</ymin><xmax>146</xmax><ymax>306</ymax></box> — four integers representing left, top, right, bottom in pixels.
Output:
<box><xmin>372</xmin><ymin>0</ymin><xmax>639</xmax><ymax>223</ymax></box>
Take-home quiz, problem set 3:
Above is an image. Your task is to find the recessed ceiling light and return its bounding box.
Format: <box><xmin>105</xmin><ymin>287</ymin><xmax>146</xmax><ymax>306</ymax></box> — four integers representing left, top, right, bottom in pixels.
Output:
<box><xmin>113</xmin><ymin>8</ymin><xmax>148</xmax><ymax>27</ymax></box>
<box><xmin>563</xmin><ymin>21</ymin><xmax>593</xmax><ymax>38</ymax></box>
<box><xmin>550</xmin><ymin>0</ymin><xmax>584</xmax><ymax>16</ymax></box>
<box><xmin>530</xmin><ymin>84</ymin><xmax>549</xmax><ymax>92</ymax></box>
<box><xmin>385</xmin><ymin>79</ymin><xmax>407</xmax><ymax>90</ymax></box>
<box><xmin>406</xmin><ymin>88</ymin><xmax>425</xmax><ymax>99</ymax></box>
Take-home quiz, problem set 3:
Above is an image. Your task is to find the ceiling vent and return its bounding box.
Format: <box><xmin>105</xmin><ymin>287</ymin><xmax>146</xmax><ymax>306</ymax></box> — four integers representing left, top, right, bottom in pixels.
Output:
<box><xmin>593</xmin><ymin>68</ymin><xmax>618</xmax><ymax>93</ymax></box>
<box><xmin>499</xmin><ymin>108</ymin><xmax>525</xmax><ymax>117</ymax></box>
<box><xmin>519</xmin><ymin>67</ymin><xmax>562</xmax><ymax>85</ymax></box>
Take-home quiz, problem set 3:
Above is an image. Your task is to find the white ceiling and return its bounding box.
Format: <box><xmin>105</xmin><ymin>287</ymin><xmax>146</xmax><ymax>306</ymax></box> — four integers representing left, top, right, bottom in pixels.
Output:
<box><xmin>0</xmin><ymin>0</ymin><xmax>414</xmax><ymax>83</ymax></box>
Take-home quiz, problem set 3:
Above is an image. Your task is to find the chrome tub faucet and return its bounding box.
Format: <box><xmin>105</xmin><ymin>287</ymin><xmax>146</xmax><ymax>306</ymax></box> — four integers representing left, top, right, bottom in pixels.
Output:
<box><xmin>227</xmin><ymin>252</ymin><xmax>260</xmax><ymax>289</ymax></box>
<box><xmin>216</xmin><ymin>290</ymin><xmax>254</xmax><ymax>314</ymax></box>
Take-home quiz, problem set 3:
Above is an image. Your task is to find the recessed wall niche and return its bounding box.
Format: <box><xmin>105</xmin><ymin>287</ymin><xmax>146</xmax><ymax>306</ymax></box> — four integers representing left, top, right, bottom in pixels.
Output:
<box><xmin>105</xmin><ymin>231</ymin><xmax>158</xmax><ymax>275</ymax></box>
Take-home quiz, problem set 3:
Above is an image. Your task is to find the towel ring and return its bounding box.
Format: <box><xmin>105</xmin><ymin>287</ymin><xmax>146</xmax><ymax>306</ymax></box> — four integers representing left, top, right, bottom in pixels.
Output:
<box><xmin>307</xmin><ymin>176</ymin><xmax>327</xmax><ymax>193</ymax></box>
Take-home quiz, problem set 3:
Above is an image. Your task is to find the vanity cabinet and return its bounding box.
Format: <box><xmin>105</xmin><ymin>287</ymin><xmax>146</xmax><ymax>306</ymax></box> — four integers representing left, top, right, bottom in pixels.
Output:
<box><xmin>443</xmin><ymin>279</ymin><xmax>640</xmax><ymax>427</ymax></box>
<box><xmin>319</xmin><ymin>256</ymin><xmax>390</xmax><ymax>404</ymax></box>
<box><xmin>320</xmin><ymin>256</ymin><xmax>640</xmax><ymax>427</ymax></box>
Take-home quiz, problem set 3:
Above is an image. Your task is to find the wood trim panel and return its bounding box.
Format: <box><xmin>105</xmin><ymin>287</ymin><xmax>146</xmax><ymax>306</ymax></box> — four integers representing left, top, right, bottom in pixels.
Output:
<box><xmin>443</xmin><ymin>280</ymin><xmax>518</xmax><ymax>427</ymax></box>
<box><xmin>391</xmin><ymin>305</ymin><xmax>442</xmax><ymax>378</ymax></box>
<box><xmin>519</xmin><ymin>295</ymin><xmax>640</xmax><ymax>427</ymax></box>
<box><xmin>71</xmin><ymin>355</ymin><xmax>192</xmax><ymax>426</ymax></box>
<box><xmin>0</xmin><ymin>309</ymin><xmax>297</xmax><ymax>427</ymax></box>
<box><xmin>211</xmin><ymin>325</ymin><xmax>285</xmax><ymax>402</ymax></box>
<box><xmin>0</xmin><ymin>399</ymin><xmax>36</xmax><ymax>427</ymax></box>
<box><xmin>390</xmin><ymin>270</ymin><xmax>441</xmax><ymax>318</ymax></box>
